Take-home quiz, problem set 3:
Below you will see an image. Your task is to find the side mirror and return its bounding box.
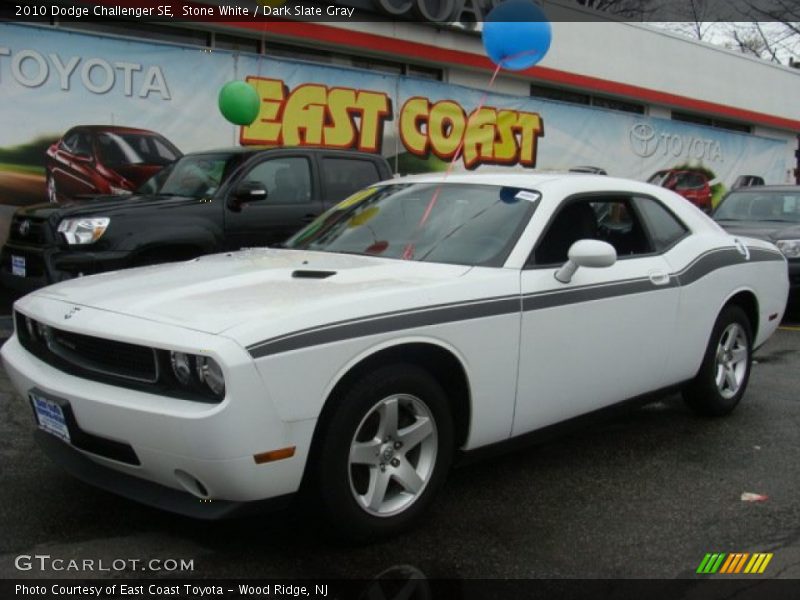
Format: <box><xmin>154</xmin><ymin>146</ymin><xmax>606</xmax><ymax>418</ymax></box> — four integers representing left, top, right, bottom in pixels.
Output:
<box><xmin>229</xmin><ymin>181</ymin><xmax>268</xmax><ymax>212</ymax></box>
<box><xmin>554</xmin><ymin>239</ymin><xmax>617</xmax><ymax>283</ymax></box>
<box><xmin>235</xmin><ymin>181</ymin><xmax>268</xmax><ymax>201</ymax></box>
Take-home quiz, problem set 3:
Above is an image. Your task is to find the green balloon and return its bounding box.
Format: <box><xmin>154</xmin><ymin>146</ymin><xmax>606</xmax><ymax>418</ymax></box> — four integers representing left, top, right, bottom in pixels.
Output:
<box><xmin>218</xmin><ymin>81</ymin><xmax>260</xmax><ymax>126</ymax></box>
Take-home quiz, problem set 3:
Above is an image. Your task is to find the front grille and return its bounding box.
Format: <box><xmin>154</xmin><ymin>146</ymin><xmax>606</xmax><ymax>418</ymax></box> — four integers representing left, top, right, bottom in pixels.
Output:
<box><xmin>8</xmin><ymin>216</ymin><xmax>50</xmax><ymax>246</ymax></box>
<box><xmin>16</xmin><ymin>313</ymin><xmax>158</xmax><ymax>384</ymax></box>
<box><xmin>1</xmin><ymin>248</ymin><xmax>46</xmax><ymax>277</ymax></box>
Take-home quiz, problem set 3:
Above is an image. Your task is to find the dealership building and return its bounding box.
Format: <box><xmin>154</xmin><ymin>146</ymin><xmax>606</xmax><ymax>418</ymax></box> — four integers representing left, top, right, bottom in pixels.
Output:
<box><xmin>2</xmin><ymin>0</ymin><xmax>800</xmax><ymax>206</ymax></box>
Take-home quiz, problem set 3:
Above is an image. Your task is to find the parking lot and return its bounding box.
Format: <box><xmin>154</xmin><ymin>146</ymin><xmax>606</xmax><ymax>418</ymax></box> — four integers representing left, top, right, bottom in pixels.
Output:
<box><xmin>0</xmin><ymin>312</ymin><xmax>798</xmax><ymax>582</ymax></box>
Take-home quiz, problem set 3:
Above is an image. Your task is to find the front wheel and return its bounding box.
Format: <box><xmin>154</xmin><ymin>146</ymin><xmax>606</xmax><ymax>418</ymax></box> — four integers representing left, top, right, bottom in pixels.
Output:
<box><xmin>312</xmin><ymin>364</ymin><xmax>454</xmax><ymax>541</ymax></box>
<box><xmin>683</xmin><ymin>305</ymin><xmax>753</xmax><ymax>417</ymax></box>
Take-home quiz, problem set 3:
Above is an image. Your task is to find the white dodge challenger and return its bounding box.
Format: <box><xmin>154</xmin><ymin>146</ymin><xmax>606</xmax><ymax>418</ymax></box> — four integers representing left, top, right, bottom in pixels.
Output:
<box><xmin>1</xmin><ymin>173</ymin><xmax>789</xmax><ymax>540</ymax></box>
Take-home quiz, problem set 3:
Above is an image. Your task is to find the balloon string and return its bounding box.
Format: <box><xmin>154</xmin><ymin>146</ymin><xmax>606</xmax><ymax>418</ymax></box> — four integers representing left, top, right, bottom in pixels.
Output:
<box><xmin>401</xmin><ymin>61</ymin><xmax>503</xmax><ymax>260</ymax></box>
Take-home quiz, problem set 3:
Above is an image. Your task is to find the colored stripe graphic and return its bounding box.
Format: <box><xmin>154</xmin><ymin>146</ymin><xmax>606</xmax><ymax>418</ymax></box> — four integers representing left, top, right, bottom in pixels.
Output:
<box><xmin>744</xmin><ymin>553</ymin><xmax>774</xmax><ymax>574</ymax></box>
<box><xmin>719</xmin><ymin>553</ymin><xmax>749</xmax><ymax>573</ymax></box>
<box><xmin>697</xmin><ymin>553</ymin><xmax>726</xmax><ymax>574</ymax></box>
<box><xmin>698</xmin><ymin>553</ymin><xmax>773</xmax><ymax>574</ymax></box>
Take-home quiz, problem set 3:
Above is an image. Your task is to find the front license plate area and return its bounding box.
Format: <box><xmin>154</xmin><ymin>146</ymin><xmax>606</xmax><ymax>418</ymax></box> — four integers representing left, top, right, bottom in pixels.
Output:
<box><xmin>30</xmin><ymin>393</ymin><xmax>71</xmax><ymax>443</ymax></box>
<box><xmin>11</xmin><ymin>255</ymin><xmax>25</xmax><ymax>277</ymax></box>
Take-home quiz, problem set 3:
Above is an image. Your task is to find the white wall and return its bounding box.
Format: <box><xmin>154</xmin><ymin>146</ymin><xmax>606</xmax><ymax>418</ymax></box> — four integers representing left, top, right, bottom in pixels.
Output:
<box><xmin>317</xmin><ymin>16</ymin><xmax>800</xmax><ymax>125</ymax></box>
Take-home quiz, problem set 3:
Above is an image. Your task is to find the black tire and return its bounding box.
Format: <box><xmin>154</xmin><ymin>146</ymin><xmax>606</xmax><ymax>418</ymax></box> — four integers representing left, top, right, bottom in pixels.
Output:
<box><xmin>683</xmin><ymin>305</ymin><xmax>753</xmax><ymax>417</ymax></box>
<box><xmin>312</xmin><ymin>364</ymin><xmax>454</xmax><ymax>542</ymax></box>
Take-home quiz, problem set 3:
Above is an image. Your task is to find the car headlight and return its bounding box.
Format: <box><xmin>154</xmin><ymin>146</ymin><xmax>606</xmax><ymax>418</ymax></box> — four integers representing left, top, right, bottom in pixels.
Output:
<box><xmin>196</xmin><ymin>356</ymin><xmax>226</xmax><ymax>397</ymax></box>
<box><xmin>57</xmin><ymin>217</ymin><xmax>110</xmax><ymax>245</ymax></box>
<box><xmin>169</xmin><ymin>351</ymin><xmax>226</xmax><ymax>400</ymax></box>
<box><xmin>775</xmin><ymin>239</ymin><xmax>800</xmax><ymax>259</ymax></box>
<box><xmin>108</xmin><ymin>186</ymin><xmax>132</xmax><ymax>195</ymax></box>
<box><xmin>170</xmin><ymin>352</ymin><xmax>193</xmax><ymax>386</ymax></box>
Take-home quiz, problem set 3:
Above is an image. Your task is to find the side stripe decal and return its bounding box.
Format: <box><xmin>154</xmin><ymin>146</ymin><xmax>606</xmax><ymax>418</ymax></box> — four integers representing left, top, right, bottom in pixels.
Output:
<box><xmin>247</xmin><ymin>246</ymin><xmax>783</xmax><ymax>358</ymax></box>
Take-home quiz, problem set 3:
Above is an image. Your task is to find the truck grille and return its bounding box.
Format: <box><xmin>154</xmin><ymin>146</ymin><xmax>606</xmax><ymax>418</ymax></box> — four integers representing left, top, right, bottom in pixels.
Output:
<box><xmin>16</xmin><ymin>313</ymin><xmax>158</xmax><ymax>384</ymax></box>
<box><xmin>8</xmin><ymin>216</ymin><xmax>51</xmax><ymax>246</ymax></box>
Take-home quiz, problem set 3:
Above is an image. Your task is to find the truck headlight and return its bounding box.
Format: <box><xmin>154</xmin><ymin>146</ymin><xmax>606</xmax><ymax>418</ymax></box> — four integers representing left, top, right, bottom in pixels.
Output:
<box><xmin>57</xmin><ymin>217</ymin><xmax>110</xmax><ymax>245</ymax></box>
<box><xmin>775</xmin><ymin>240</ymin><xmax>800</xmax><ymax>259</ymax></box>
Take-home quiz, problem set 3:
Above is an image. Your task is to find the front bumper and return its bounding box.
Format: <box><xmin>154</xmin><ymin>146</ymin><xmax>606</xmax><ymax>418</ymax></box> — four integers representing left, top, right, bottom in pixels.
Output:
<box><xmin>1</xmin><ymin>242</ymin><xmax>132</xmax><ymax>292</ymax></box>
<box><xmin>1</xmin><ymin>306</ymin><xmax>316</xmax><ymax>513</ymax></box>
<box><xmin>35</xmin><ymin>430</ymin><xmax>294</xmax><ymax>519</ymax></box>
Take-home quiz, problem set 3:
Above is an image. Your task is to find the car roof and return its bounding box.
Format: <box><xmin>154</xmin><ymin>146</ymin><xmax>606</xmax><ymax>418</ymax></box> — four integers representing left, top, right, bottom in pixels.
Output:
<box><xmin>728</xmin><ymin>185</ymin><xmax>800</xmax><ymax>193</ymax></box>
<box><xmin>384</xmin><ymin>171</ymin><xmax>645</xmax><ymax>190</ymax></box>
<box><xmin>70</xmin><ymin>125</ymin><xmax>162</xmax><ymax>135</ymax></box>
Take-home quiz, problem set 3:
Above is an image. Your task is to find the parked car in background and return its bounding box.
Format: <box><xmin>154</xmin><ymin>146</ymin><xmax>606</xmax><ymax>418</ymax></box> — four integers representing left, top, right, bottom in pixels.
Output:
<box><xmin>732</xmin><ymin>175</ymin><xmax>765</xmax><ymax>189</ymax></box>
<box><xmin>1</xmin><ymin>174</ymin><xmax>787</xmax><ymax>540</ymax></box>
<box><xmin>569</xmin><ymin>166</ymin><xmax>607</xmax><ymax>175</ymax></box>
<box><xmin>1</xmin><ymin>147</ymin><xmax>392</xmax><ymax>292</ymax></box>
<box><xmin>648</xmin><ymin>169</ymin><xmax>713</xmax><ymax>212</ymax></box>
<box><xmin>714</xmin><ymin>185</ymin><xmax>800</xmax><ymax>305</ymax></box>
<box><xmin>45</xmin><ymin>126</ymin><xmax>182</xmax><ymax>203</ymax></box>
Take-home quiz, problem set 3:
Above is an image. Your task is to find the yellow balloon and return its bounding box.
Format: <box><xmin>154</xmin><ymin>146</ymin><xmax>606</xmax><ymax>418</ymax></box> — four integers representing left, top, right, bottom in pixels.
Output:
<box><xmin>348</xmin><ymin>206</ymin><xmax>380</xmax><ymax>228</ymax></box>
<box><xmin>337</xmin><ymin>187</ymin><xmax>378</xmax><ymax>210</ymax></box>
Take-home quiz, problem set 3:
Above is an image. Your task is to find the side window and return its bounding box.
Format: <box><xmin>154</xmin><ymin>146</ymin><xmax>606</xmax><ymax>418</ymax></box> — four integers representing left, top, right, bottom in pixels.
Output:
<box><xmin>533</xmin><ymin>197</ymin><xmax>653</xmax><ymax>265</ymax></box>
<box><xmin>321</xmin><ymin>158</ymin><xmax>381</xmax><ymax>204</ymax></box>
<box><xmin>153</xmin><ymin>138</ymin><xmax>179</xmax><ymax>162</ymax></box>
<box><xmin>633</xmin><ymin>196</ymin><xmax>689</xmax><ymax>252</ymax></box>
<box><xmin>61</xmin><ymin>132</ymin><xmax>80</xmax><ymax>153</ymax></box>
<box><xmin>242</xmin><ymin>157</ymin><xmax>312</xmax><ymax>204</ymax></box>
<box><xmin>72</xmin><ymin>132</ymin><xmax>93</xmax><ymax>157</ymax></box>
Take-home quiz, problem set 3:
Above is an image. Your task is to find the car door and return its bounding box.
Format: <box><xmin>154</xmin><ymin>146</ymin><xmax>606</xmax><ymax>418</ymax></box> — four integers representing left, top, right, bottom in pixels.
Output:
<box><xmin>224</xmin><ymin>154</ymin><xmax>322</xmax><ymax>248</ymax></box>
<box><xmin>513</xmin><ymin>193</ymin><xmax>681</xmax><ymax>436</ymax></box>
<box><xmin>318</xmin><ymin>154</ymin><xmax>386</xmax><ymax>208</ymax></box>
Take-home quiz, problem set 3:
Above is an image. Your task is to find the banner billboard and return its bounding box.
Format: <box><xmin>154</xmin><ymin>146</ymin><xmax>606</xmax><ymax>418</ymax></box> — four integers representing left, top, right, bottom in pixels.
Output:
<box><xmin>0</xmin><ymin>22</ymin><xmax>789</xmax><ymax>207</ymax></box>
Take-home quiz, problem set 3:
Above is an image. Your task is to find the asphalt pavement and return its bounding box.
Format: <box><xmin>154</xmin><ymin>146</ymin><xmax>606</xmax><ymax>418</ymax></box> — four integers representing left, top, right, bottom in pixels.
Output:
<box><xmin>0</xmin><ymin>315</ymin><xmax>799</xmax><ymax>582</ymax></box>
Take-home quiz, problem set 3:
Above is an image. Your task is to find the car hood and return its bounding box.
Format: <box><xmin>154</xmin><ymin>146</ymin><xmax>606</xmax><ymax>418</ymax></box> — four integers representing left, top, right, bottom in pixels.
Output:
<box><xmin>715</xmin><ymin>220</ymin><xmax>800</xmax><ymax>241</ymax></box>
<box><xmin>31</xmin><ymin>249</ymin><xmax>474</xmax><ymax>336</ymax></box>
<box><xmin>16</xmin><ymin>193</ymin><xmax>204</xmax><ymax>221</ymax></box>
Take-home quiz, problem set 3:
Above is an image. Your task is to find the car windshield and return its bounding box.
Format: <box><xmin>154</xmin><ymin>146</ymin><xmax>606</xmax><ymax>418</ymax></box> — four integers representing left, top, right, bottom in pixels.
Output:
<box><xmin>137</xmin><ymin>153</ymin><xmax>244</xmax><ymax>198</ymax></box>
<box><xmin>285</xmin><ymin>182</ymin><xmax>538</xmax><ymax>267</ymax></box>
<box><xmin>96</xmin><ymin>132</ymin><xmax>179</xmax><ymax>166</ymax></box>
<box><xmin>714</xmin><ymin>190</ymin><xmax>800</xmax><ymax>223</ymax></box>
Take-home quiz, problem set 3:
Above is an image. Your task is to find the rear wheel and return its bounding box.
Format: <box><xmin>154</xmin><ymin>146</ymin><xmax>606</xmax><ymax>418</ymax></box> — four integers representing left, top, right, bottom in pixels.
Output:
<box><xmin>312</xmin><ymin>364</ymin><xmax>454</xmax><ymax>541</ymax></box>
<box><xmin>683</xmin><ymin>305</ymin><xmax>752</xmax><ymax>417</ymax></box>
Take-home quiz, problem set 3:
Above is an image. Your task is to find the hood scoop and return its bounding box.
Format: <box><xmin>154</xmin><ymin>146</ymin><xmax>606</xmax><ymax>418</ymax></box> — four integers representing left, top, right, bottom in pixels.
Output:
<box><xmin>291</xmin><ymin>269</ymin><xmax>337</xmax><ymax>279</ymax></box>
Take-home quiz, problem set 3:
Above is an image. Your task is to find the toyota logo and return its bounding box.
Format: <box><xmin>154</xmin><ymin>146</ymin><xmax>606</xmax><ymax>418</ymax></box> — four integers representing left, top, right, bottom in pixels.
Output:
<box><xmin>17</xmin><ymin>220</ymin><xmax>31</xmax><ymax>237</ymax></box>
<box><xmin>629</xmin><ymin>123</ymin><xmax>658</xmax><ymax>158</ymax></box>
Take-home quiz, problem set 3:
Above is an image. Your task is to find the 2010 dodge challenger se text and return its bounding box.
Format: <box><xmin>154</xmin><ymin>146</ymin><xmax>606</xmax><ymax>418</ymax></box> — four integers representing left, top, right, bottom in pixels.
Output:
<box><xmin>1</xmin><ymin>174</ymin><xmax>790</xmax><ymax>540</ymax></box>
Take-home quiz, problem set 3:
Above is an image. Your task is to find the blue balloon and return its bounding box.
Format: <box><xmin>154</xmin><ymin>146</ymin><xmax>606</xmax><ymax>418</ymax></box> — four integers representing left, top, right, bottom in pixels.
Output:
<box><xmin>482</xmin><ymin>0</ymin><xmax>552</xmax><ymax>71</ymax></box>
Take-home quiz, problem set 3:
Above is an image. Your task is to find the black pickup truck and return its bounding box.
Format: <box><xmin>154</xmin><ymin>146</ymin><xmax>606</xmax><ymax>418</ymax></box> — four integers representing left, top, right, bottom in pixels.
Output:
<box><xmin>1</xmin><ymin>147</ymin><xmax>392</xmax><ymax>292</ymax></box>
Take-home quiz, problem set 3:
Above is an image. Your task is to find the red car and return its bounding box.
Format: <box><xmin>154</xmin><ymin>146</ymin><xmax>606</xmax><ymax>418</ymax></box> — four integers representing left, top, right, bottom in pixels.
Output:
<box><xmin>647</xmin><ymin>169</ymin><xmax>713</xmax><ymax>212</ymax></box>
<box><xmin>45</xmin><ymin>126</ymin><xmax>182</xmax><ymax>203</ymax></box>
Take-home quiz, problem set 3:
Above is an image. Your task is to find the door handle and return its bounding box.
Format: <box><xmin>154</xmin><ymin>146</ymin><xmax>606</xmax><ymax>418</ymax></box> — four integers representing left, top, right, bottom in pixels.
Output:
<box><xmin>648</xmin><ymin>270</ymin><xmax>670</xmax><ymax>286</ymax></box>
<box><xmin>301</xmin><ymin>213</ymin><xmax>319</xmax><ymax>223</ymax></box>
